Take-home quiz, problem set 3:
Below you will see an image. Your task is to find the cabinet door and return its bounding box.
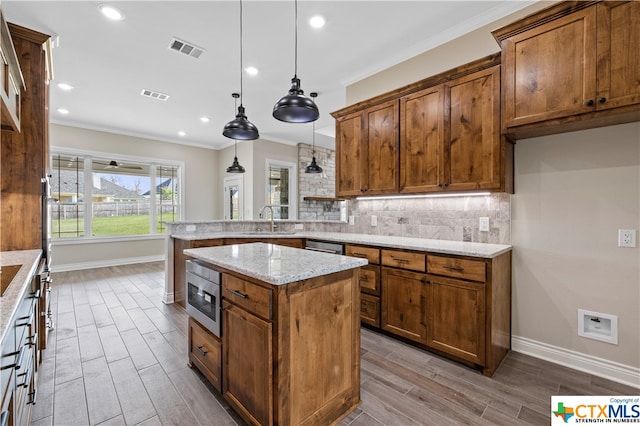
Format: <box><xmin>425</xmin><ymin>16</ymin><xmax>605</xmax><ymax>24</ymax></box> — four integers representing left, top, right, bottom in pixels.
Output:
<box><xmin>381</xmin><ymin>268</ymin><xmax>427</xmax><ymax>344</ymax></box>
<box><xmin>400</xmin><ymin>85</ymin><xmax>445</xmax><ymax>193</ymax></box>
<box><xmin>500</xmin><ymin>7</ymin><xmax>597</xmax><ymax>127</ymax></box>
<box><xmin>596</xmin><ymin>1</ymin><xmax>640</xmax><ymax>110</ymax></box>
<box><xmin>426</xmin><ymin>274</ymin><xmax>485</xmax><ymax>365</ymax></box>
<box><xmin>445</xmin><ymin>66</ymin><xmax>502</xmax><ymax>191</ymax></box>
<box><xmin>365</xmin><ymin>100</ymin><xmax>399</xmax><ymax>194</ymax></box>
<box><xmin>224</xmin><ymin>302</ymin><xmax>273</xmax><ymax>426</ymax></box>
<box><xmin>189</xmin><ymin>318</ymin><xmax>222</xmax><ymax>392</ymax></box>
<box><xmin>335</xmin><ymin>111</ymin><xmax>365</xmax><ymax>197</ymax></box>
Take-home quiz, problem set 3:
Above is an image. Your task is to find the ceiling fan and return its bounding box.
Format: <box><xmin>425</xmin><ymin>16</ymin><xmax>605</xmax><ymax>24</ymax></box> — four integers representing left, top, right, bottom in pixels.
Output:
<box><xmin>94</xmin><ymin>160</ymin><xmax>143</xmax><ymax>170</ymax></box>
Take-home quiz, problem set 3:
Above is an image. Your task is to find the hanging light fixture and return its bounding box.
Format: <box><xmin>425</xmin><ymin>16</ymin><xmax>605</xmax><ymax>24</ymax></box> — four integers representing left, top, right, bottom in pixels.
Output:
<box><xmin>227</xmin><ymin>93</ymin><xmax>246</xmax><ymax>174</ymax></box>
<box><xmin>223</xmin><ymin>0</ymin><xmax>259</xmax><ymax>140</ymax></box>
<box><xmin>272</xmin><ymin>0</ymin><xmax>319</xmax><ymax>123</ymax></box>
<box><xmin>305</xmin><ymin>92</ymin><xmax>322</xmax><ymax>174</ymax></box>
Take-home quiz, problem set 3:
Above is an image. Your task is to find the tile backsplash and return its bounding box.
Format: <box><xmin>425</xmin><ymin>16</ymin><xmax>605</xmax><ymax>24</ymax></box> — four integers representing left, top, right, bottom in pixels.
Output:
<box><xmin>340</xmin><ymin>194</ymin><xmax>511</xmax><ymax>244</ymax></box>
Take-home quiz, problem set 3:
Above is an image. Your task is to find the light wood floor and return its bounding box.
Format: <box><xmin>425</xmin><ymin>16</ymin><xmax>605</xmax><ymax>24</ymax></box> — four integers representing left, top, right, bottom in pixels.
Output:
<box><xmin>31</xmin><ymin>262</ymin><xmax>636</xmax><ymax>426</ymax></box>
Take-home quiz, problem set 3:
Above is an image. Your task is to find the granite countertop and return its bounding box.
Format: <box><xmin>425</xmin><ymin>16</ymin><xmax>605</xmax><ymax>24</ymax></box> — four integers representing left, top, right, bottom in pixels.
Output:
<box><xmin>172</xmin><ymin>231</ymin><xmax>512</xmax><ymax>258</ymax></box>
<box><xmin>184</xmin><ymin>242</ymin><xmax>368</xmax><ymax>285</ymax></box>
<box><xmin>0</xmin><ymin>249</ymin><xmax>42</xmax><ymax>344</ymax></box>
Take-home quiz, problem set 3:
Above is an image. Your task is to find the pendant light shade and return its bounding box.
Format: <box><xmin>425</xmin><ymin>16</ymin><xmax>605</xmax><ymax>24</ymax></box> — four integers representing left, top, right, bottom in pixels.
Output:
<box><xmin>305</xmin><ymin>92</ymin><xmax>323</xmax><ymax>174</ymax></box>
<box><xmin>226</xmin><ymin>93</ymin><xmax>246</xmax><ymax>174</ymax></box>
<box><xmin>273</xmin><ymin>0</ymin><xmax>319</xmax><ymax>123</ymax></box>
<box><xmin>223</xmin><ymin>0</ymin><xmax>259</xmax><ymax>140</ymax></box>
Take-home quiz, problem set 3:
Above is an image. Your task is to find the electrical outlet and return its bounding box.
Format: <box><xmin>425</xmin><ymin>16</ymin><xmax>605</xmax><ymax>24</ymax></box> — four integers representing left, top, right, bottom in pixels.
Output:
<box><xmin>294</xmin><ymin>223</ymin><xmax>304</xmax><ymax>230</ymax></box>
<box><xmin>618</xmin><ymin>229</ymin><xmax>637</xmax><ymax>248</ymax></box>
<box><xmin>348</xmin><ymin>215</ymin><xmax>355</xmax><ymax>226</ymax></box>
<box><xmin>371</xmin><ymin>215</ymin><xmax>378</xmax><ymax>227</ymax></box>
<box><xmin>186</xmin><ymin>225</ymin><xmax>196</xmax><ymax>232</ymax></box>
<box><xmin>479</xmin><ymin>217</ymin><xmax>490</xmax><ymax>232</ymax></box>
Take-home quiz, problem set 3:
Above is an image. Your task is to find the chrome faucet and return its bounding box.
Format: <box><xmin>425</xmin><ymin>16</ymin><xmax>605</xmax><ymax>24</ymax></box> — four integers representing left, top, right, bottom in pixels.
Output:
<box><xmin>258</xmin><ymin>205</ymin><xmax>276</xmax><ymax>232</ymax></box>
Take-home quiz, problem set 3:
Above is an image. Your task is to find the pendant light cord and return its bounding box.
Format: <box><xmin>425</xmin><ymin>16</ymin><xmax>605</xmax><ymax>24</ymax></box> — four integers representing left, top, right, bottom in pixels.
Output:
<box><xmin>312</xmin><ymin>120</ymin><xmax>315</xmax><ymax>155</ymax></box>
<box><xmin>239</xmin><ymin>0</ymin><xmax>244</xmax><ymax>105</ymax></box>
<box><xmin>294</xmin><ymin>0</ymin><xmax>298</xmax><ymax>77</ymax></box>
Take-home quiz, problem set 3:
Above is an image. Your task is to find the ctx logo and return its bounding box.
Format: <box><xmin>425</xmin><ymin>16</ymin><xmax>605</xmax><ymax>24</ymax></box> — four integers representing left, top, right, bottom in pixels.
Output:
<box><xmin>553</xmin><ymin>401</ymin><xmax>609</xmax><ymax>423</ymax></box>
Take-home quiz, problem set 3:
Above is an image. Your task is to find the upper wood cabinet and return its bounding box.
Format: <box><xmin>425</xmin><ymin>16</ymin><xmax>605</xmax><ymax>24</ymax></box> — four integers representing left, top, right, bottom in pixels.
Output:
<box><xmin>335</xmin><ymin>99</ymin><xmax>399</xmax><ymax>196</ymax></box>
<box><xmin>493</xmin><ymin>0</ymin><xmax>640</xmax><ymax>139</ymax></box>
<box><xmin>0</xmin><ymin>12</ymin><xmax>25</xmax><ymax>132</ymax></box>
<box><xmin>333</xmin><ymin>55</ymin><xmax>513</xmax><ymax>197</ymax></box>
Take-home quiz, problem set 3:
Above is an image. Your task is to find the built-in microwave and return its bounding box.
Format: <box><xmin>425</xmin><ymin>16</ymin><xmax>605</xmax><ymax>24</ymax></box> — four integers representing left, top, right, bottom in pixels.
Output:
<box><xmin>185</xmin><ymin>260</ymin><xmax>221</xmax><ymax>337</ymax></box>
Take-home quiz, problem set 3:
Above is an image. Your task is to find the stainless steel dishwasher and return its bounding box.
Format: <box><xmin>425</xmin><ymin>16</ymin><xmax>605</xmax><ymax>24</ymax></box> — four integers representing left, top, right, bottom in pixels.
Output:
<box><xmin>304</xmin><ymin>240</ymin><xmax>344</xmax><ymax>255</ymax></box>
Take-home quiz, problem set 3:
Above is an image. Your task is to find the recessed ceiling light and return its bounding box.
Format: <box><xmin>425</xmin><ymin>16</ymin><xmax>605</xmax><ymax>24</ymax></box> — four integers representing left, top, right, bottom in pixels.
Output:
<box><xmin>57</xmin><ymin>83</ymin><xmax>74</xmax><ymax>91</ymax></box>
<box><xmin>200</xmin><ymin>116</ymin><xmax>210</xmax><ymax>123</ymax></box>
<box><xmin>309</xmin><ymin>15</ymin><xmax>325</xmax><ymax>29</ymax></box>
<box><xmin>245</xmin><ymin>66</ymin><xmax>258</xmax><ymax>76</ymax></box>
<box><xmin>98</xmin><ymin>4</ymin><xmax>125</xmax><ymax>21</ymax></box>
<box><xmin>57</xmin><ymin>108</ymin><xmax>69</xmax><ymax>114</ymax></box>
<box><xmin>178</xmin><ymin>131</ymin><xmax>186</xmax><ymax>137</ymax></box>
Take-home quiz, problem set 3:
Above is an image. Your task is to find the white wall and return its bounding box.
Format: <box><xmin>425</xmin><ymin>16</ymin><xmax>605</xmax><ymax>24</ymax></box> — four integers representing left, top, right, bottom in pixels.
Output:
<box><xmin>51</xmin><ymin>124</ymin><xmax>219</xmax><ymax>270</ymax></box>
<box><xmin>512</xmin><ymin>123</ymin><xmax>639</xmax><ymax>368</ymax></box>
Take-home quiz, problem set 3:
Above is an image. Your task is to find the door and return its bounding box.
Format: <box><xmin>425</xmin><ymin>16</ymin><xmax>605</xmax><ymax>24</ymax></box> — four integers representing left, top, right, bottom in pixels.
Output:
<box><xmin>426</xmin><ymin>274</ymin><xmax>486</xmax><ymax>365</ymax></box>
<box><xmin>224</xmin><ymin>302</ymin><xmax>273</xmax><ymax>426</ymax></box>
<box><xmin>223</xmin><ymin>176</ymin><xmax>243</xmax><ymax>220</ymax></box>
<box><xmin>500</xmin><ymin>6</ymin><xmax>597</xmax><ymax>127</ymax></box>
<box><xmin>400</xmin><ymin>85</ymin><xmax>444</xmax><ymax>193</ymax></box>
<box><xmin>335</xmin><ymin>111</ymin><xmax>365</xmax><ymax>197</ymax></box>
<box><xmin>445</xmin><ymin>66</ymin><xmax>502</xmax><ymax>191</ymax></box>
<box><xmin>381</xmin><ymin>267</ymin><xmax>427</xmax><ymax>344</ymax></box>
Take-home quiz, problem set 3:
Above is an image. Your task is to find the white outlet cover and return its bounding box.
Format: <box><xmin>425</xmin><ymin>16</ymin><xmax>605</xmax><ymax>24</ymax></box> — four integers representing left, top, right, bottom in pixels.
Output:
<box><xmin>618</xmin><ymin>229</ymin><xmax>637</xmax><ymax>248</ymax></box>
<box><xmin>294</xmin><ymin>223</ymin><xmax>304</xmax><ymax>230</ymax></box>
<box><xmin>185</xmin><ymin>224</ymin><xmax>196</xmax><ymax>232</ymax></box>
<box><xmin>479</xmin><ymin>217</ymin><xmax>490</xmax><ymax>232</ymax></box>
<box><xmin>348</xmin><ymin>215</ymin><xmax>355</xmax><ymax>226</ymax></box>
<box><xmin>371</xmin><ymin>215</ymin><xmax>378</xmax><ymax>226</ymax></box>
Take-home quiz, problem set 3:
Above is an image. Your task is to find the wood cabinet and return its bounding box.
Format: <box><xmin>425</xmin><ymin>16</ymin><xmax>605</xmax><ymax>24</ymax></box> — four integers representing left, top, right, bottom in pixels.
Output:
<box><xmin>0</xmin><ymin>12</ymin><xmax>25</xmax><ymax>132</ymax></box>
<box><xmin>220</xmin><ymin>268</ymin><xmax>360</xmax><ymax>426</ymax></box>
<box><xmin>381</xmin><ymin>267</ymin><xmax>428</xmax><ymax>344</ymax></box>
<box><xmin>493</xmin><ymin>0</ymin><xmax>640</xmax><ymax>139</ymax></box>
<box><xmin>334</xmin><ymin>55</ymin><xmax>513</xmax><ymax>196</ymax></box>
<box><xmin>1</xmin><ymin>23</ymin><xmax>51</xmax><ymax>253</ymax></box>
<box><xmin>188</xmin><ymin>317</ymin><xmax>222</xmax><ymax>392</ymax></box>
<box><xmin>346</xmin><ymin>244</ymin><xmax>381</xmax><ymax>327</ymax></box>
<box><xmin>335</xmin><ymin>100</ymin><xmax>399</xmax><ymax>196</ymax></box>
<box><xmin>223</xmin><ymin>237</ymin><xmax>303</xmax><ymax>248</ymax></box>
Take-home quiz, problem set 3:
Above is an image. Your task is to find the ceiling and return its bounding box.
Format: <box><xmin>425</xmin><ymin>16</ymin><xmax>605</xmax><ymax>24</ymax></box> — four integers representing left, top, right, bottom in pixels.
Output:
<box><xmin>3</xmin><ymin>1</ymin><xmax>534</xmax><ymax>151</ymax></box>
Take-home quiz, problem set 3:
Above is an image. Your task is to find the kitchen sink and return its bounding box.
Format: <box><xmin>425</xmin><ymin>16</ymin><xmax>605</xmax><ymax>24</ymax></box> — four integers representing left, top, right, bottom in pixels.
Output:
<box><xmin>0</xmin><ymin>264</ymin><xmax>22</xmax><ymax>297</ymax></box>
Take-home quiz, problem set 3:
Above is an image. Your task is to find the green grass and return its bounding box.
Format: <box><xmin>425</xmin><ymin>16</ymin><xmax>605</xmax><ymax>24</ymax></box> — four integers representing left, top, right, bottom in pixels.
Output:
<box><xmin>52</xmin><ymin>213</ymin><xmax>176</xmax><ymax>238</ymax></box>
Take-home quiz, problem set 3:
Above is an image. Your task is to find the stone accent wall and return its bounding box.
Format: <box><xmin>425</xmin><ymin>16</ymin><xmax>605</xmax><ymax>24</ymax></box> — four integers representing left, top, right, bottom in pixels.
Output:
<box><xmin>297</xmin><ymin>143</ymin><xmax>345</xmax><ymax>221</ymax></box>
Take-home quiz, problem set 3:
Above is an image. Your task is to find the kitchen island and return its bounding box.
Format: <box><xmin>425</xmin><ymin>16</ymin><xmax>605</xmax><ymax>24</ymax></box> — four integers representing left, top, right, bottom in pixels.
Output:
<box><xmin>183</xmin><ymin>243</ymin><xmax>367</xmax><ymax>426</ymax></box>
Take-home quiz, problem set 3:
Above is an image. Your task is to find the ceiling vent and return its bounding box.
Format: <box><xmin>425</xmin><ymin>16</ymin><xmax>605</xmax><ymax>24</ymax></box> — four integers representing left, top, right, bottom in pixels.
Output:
<box><xmin>140</xmin><ymin>89</ymin><xmax>170</xmax><ymax>101</ymax></box>
<box><xmin>168</xmin><ymin>37</ymin><xmax>204</xmax><ymax>59</ymax></box>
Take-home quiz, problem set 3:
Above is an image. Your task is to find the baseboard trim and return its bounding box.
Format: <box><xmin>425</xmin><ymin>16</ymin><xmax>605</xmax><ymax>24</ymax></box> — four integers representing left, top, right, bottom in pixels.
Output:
<box><xmin>512</xmin><ymin>335</ymin><xmax>640</xmax><ymax>389</ymax></box>
<box><xmin>51</xmin><ymin>255</ymin><xmax>165</xmax><ymax>273</ymax></box>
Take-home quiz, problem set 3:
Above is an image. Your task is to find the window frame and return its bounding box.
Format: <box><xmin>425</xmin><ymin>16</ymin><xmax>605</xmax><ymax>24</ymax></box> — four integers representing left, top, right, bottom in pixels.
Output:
<box><xmin>264</xmin><ymin>158</ymin><xmax>297</xmax><ymax>220</ymax></box>
<box><xmin>50</xmin><ymin>147</ymin><xmax>184</xmax><ymax>243</ymax></box>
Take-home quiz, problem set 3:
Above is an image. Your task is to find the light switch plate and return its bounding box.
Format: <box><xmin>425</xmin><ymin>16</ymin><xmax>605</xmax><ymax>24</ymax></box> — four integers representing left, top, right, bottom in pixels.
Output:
<box><xmin>371</xmin><ymin>215</ymin><xmax>378</xmax><ymax>227</ymax></box>
<box><xmin>348</xmin><ymin>215</ymin><xmax>355</xmax><ymax>226</ymax></box>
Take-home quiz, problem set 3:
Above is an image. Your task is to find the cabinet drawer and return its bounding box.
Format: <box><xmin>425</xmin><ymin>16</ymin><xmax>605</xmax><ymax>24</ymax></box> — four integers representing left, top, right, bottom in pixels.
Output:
<box><xmin>191</xmin><ymin>239</ymin><xmax>223</xmax><ymax>248</ymax></box>
<box><xmin>189</xmin><ymin>317</ymin><xmax>222</xmax><ymax>392</ymax></box>
<box><xmin>223</xmin><ymin>274</ymin><xmax>272</xmax><ymax>320</ymax></box>
<box><xmin>360</xmin><ymin>294</ymin><xmax>380</xmax><ymax>328</ymax></box>
<box><xmin>381</xmin><ymin>249</ymin><xmax>426</xmax><ymax>272</ymax></box>
<box><xmin>345</xmin><ymin>245</ymin><xmax>380</xmax><ymax>264</ymax></box>
<box><xmin>359</xmin><ymin>265</ymin><xmax>380</xmax><ymax>296</ymax></box>
<box><xmin>427</xmin><ymin>255</ymin><xmax>486</xmax><ymax>282</ymax></box>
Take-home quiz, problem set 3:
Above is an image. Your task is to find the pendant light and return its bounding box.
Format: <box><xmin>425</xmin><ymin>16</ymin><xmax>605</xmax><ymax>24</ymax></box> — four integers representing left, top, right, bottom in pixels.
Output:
<box><xmin>305</xmin><ymin>92</ymin><xmax>322</xmax><ymax>174</ymax></box>
<box><xmin>223</xmin><ymin>0</ymin><xmax>259</xmax><ymax>140</ymax></box>
<box><xmin>226</xmin><ymin>93</ymin><xmax>246</xmax><ymax>174</ymax></box>
<box><xmin>272</xmin><ymin>0</ymin><xmax>319</xmax><ymax>123</ymax></box>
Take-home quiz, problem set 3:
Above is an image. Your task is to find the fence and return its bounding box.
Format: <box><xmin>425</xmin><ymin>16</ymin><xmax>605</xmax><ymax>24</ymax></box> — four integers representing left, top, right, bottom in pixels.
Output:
<box><xmin>53</xmin><ymin>201</ymin><xmax>178</xmax><ymax>219</ymax></box>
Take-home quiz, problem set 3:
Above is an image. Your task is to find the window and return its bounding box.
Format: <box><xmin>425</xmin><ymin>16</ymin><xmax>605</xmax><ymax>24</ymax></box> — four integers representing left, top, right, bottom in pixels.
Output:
<box><xmin>266</xmin><ymin>160</ymin><xmax>296</xmax><ymax>220</ymax></box>
<box><xmin>51</xmin><ymin>152</ymin><xmax>181</xmax><ymax>239</ymax></box>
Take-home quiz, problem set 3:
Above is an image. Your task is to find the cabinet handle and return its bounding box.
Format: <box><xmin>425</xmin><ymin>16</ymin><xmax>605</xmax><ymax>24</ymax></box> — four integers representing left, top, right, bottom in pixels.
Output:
<box><xmin>421</xmin><ymin>277</ymin><xmax>430</xmax><ymax>284</ymax></box>
<box><xmin>598</xmin><ymin>97</ymin><xmax>607</xmax><ymax>104</ymax></box>
<box><xmin>18</xmin><ymin>366</ymin><xmax>32</xmax><ymax>388</ymax></box>
<box><xmin>352</xmin><ymin>252</ymin><xmax>367</xmax><ymax>258</ymax></box>
<box><xmin>586</xmin><ymin>99</ymin><xmax>595</xmax><ymax>106</ymax></box>
<box><xmin>359</xmin><ymin>275</ymin><xmax>369</xmax><ymax>282</ymax></box>
<box><xmin>28</xmin><ymin>388</ymin><xmax>37</xmax><ymax>405</ymax></box>
<box><xmin>443</xmin><ymin>265</ymin><xmax>464</xmax><ymax>272</ymax></box>
<box><xmin>28</xmin><ymin>332</ymin><xmax>38</xmax><ymax>347</ymax></box>
<box><xmin>196</xmin><ymin>345</ymin><xmax>208</xmax><ymax>356</ymax></box>
<box><xmin>229</xmin><ymin>289</ymin><xmax>248</xmax><ymax>299</ymax></box>
<box><xmin>391</xmin><ymin>257</ymin><xmax>410</xmax><ymax>264</ymax></box>
<box><xmin>30</xmin><ymin>289</ymin><xmax>41</xmax><ymax>299</ymax></box>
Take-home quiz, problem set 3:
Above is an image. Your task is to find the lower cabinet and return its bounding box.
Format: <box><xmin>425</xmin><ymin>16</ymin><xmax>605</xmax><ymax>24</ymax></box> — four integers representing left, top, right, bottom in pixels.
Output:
<box><xmin>188</xmin><ymin>317</ymin><xmax>222</xmax><ymax>392</ymax></box>
<box><xmin>223</xmin><ymin>302</ymin><xmax>273</xmax><ymax>426</ymax></box>
<box><xmin>381</xmin><ymin>268</ymin><xmax>427</xmax><ymax>344</ymax></box>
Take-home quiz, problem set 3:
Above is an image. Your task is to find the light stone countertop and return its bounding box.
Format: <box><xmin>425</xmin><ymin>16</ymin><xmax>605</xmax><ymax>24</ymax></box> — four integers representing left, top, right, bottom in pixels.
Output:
<box><xmin>184</xmin><ymin>242</ymin><xmax>368</xmax><ymax>285</ymax></box>
<box><xmin>0</xmin><ymin>250</ymin><xmax>42</xmax><ymax>345</ymax></box>
<box><xmin>172</xmin><ymin>231</ymin><xmax>512</xmax><ymax>258</ymax></box>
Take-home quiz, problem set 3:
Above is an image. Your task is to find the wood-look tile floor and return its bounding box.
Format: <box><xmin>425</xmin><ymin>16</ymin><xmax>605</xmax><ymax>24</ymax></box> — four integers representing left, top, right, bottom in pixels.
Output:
<box><xmin>32</xmin><ymin>262</ymin><xmax>637</xmax><ymax>426</ymax></box>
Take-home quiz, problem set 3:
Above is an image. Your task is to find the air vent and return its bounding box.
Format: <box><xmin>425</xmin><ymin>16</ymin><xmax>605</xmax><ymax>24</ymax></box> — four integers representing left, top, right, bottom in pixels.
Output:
<box><xmin>140</xmin><ymin>89</ymin><xmax>170</xmax><ymax>101</ymax></box>
<box><xmin>168</xmin><ymin>37</ymin><xmax>204</xmax><ymax>59</ymax></box>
